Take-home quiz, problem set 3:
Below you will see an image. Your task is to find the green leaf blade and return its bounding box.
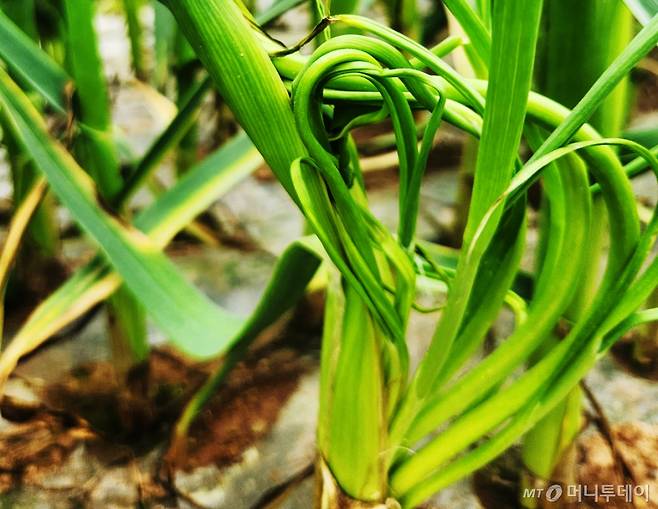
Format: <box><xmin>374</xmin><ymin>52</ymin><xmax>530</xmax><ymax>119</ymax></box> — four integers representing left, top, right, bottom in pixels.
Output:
<box><xmin>0</xmin><ymin>9</ymin><xmax>70</xmax><ymax>113</ymax></box>
<box><xmin>412</xmin><ymin>0</ymin><xmax>543</xmax><ymax>396</ymax></box>
<box><xmin>0</xmin><ymin>68</ymin><xmax>243</xmax><ymax>359</ymax></box>
<box><xmin>623</xmin><ymin>0</ymin><xmax>658</xmax><ymax>24</ymax></box>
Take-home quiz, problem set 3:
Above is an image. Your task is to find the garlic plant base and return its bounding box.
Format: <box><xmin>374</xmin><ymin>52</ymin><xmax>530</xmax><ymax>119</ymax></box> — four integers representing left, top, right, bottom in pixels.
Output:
<box><xmin>316</xmin><ymin>458</ymin><xmax>400</xmax><ymax>509</ymax></box>
<box><xmin>521</xmin><ymin>443</ymin><xmax>578</xmax><ymax>509</ymax></box>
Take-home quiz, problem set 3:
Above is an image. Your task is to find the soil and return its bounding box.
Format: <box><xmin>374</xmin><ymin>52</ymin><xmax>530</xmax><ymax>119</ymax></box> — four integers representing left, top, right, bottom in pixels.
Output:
<box><xmin>4</xmin><ymin>255</ymin><xmax>70</xmax><ymax>332</ymax></box>
<box><xmin>634</xmin><ymin>51</ymin><xmax>658</xmax><ymax>114</ymax></box>
<box><xmin>173</xmin><ymin>348</ymin><xmax>313</xmax><ymax>471</ymax></box>
<box><xmin>0</xmin><ymin>319</ymin><xmax>316</xmax><ymax>503</ymax></box>
<box><xmin>579</xmin><ymin>422</ymin><xmax>658</xmax><ymax>509</ymax></box>
<box><xmin>473</xmin><ymin>422</ymin><xmax>658</xmax><ymax>509</ymax></box>
<box><xmin>611</xmin><ymin>335</ymin><xmax>658</xmax><ymax>381</ymax></box>
<box><xmin>473</xmin><ymin>446</ymin><xmax>522</xmax><ymax>509</ymax></box>
<box><xmin>0</xmin><ymin>400</ymin><xmax>94</xmax><ymax>489</ymax></box>
<box><xmin>41</xmin><ymin>348</ymin><xmax>207</xmax><ymax>446</ymax></box>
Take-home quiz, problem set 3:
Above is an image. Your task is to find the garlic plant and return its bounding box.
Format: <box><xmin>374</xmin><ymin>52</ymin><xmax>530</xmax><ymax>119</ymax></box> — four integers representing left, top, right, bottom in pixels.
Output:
<box><xmin>163</xmin><ymin>0</ymin><xmax>658</xmax><ymax>506</ymax></box>
<box><xmin>1</xmin><ymin>1</ymin><xmax>658</xmax><ymax>508</ymax></box>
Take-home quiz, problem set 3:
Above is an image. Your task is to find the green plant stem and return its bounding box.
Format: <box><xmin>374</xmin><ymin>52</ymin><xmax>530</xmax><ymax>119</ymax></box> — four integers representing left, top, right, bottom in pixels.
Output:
<box><xmin>165</xmin><ymin>0</ymin><xmax>308</xmax><ymax>203</ymax></box>
<box><xmin>325</xmin><ymin>281</ymin><xmax>387</xmax><ymax>500</ymax></box>
<box><xmin>62</xmin><ymin>0</ymin><xmax>123</xmax><ymax>201</ymax></box>
<box><xmin>123</xmin><ymin>0</ymin><xmax>147</xmax><ymax>80</ymax></box>
<box><xmin>173</xmin><ymin>28</ymin><xmax>200</xmax><ymax>174</ymax></box>
<box><xmin>62</xmin><ymin>0</ymin><xmax>148</xmax><ymax>376</ymax></box>
<box><xmin>522</xmin><ymin>1</ymin><xmax>633</xmax><ymax>496</ymax></box>
<box><xmin>116</xmin><ymin>77</ymin><xmax>212</xmax><ymax>208</ymax></box>
<box><xmin>390</xmin><ymin>1</ymin><xmax>544</xmax><ymax>452</ymax></box>
<box><xmin>0</xmin><ymin>4</ymin><xmax>60</xmax><ymax>303</ymax></box>
<box><xmin>152</xmin><ymin>0</ymin><xmax>175</xmax><ymax>90</ymax></box>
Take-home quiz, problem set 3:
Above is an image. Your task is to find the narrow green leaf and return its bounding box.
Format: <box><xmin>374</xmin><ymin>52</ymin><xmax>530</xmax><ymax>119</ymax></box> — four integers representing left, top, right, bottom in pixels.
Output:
<box><xmin>0</xmin><ymin>0</ymin><xmax>38</xmax><ymax>41</ymax></box>
<box><xmin>62</xmin><ymin>0</ymin><xmax>123</xmax><ymax>200</ymax></box>
<box><xmin>174</xmin><ymin>236</ymin><xmax>321</xmax><ymax>441</ymax></box>
<box><xmin>0</xmin><ymin>134</ymin><xmax>262</xmax><ymax>385</ymax></box>
<box><xmin>329</xmin><ymin>0</ymin><xmax>360</xmax><ymax>13</ymax></box>
<box><xmin>623</xmin><ymin>0</ymin><xmax>658</xmax><ymax>25</ymax></box>
<box><xmin>413</xmin><ymin>0</ymin><xmax>543</xmax><ymax>395</ymax></box>
<box><xmin>122</xmin><ymin>0</ymin><xmax>147</xmax><ymax>80</ymax></box>
<box><xmin>0</xmin><ymin>9</ymin><xmax>70</xmax><ymax>112</ymax></box>
<box><xmin>442</xmin><ymin>0</ymin><xmax>491</xmax><ymax>63</ymax></box>
<box><xmin>153</xmin><ymin>0</ymin><xmax>176</xmax><ymax>89</ymax></box>
<box><xmin>166</xmin><ymin>0</ymin><xmax>308</xmax><ymax>202</ymax></box>
<box><xmin>117</xmin><ymin>77</ymin><xmax>212</xmax><ymax>207</ymax></box>
<box><xmin>533</xmin><ymin>13</ymin><xmax>658</xmax><ymax>158</ymax></box>
<box><xmin>62</xmin><ymin>0</ymin><xmax>110</xmax><ymax>131</ymax></box>
<box><xmin>107</xmin><ymin>285</ymin><xmax>148</xmax><ymax>366</ymax></box>
<box><xmin>436</xmin><ymin>200</ymin><xmax>526</xmax><ymax>381</ymax></box>
<box><xmin>0</xmin><ymin>68</ymin><xmax>243</xmax><ymax>359</ymax></box>
<box><xmin>538</xmin><ymin>0</ymin><xmax>633</xmax><ymax>137</ymax></box>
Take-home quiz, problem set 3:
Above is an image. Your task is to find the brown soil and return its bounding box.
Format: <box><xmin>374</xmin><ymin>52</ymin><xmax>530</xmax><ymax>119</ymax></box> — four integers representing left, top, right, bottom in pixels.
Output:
<box><xmin>634</xmin><ymin>51</ymin><xmax>658</xmax><ymax>114</ymax></box>
<box><xmin>0</xmin><ymin>391</ymin><xmax>98</xmax><ymax>496</ymax></box>
<box><xmin>474</xmin><ymin>422</ymin><xmax>658</xmax><ymax>509</ymax></box>
<box><xmin>4</xmin><ymin>256</ymin><xmax>70</xmax><ymax>332</ymax></box>
<box><xmin>0</xmin><ymin>303</ymin><xmax>319</xmax><ymax>501</ymax></box>
<box><xmin>634</xmin><ymin>70</ymin><xmax>658</xmax><ymax>114</ymax></box>
<box><xmin>473</xmin><ymin>446</ymin><xmax>522</xmax><ymax>509</ymax></box>
<box><xmin>610</xmin><ymin>335</ymin><xmax>658</xmax><ymax>381</ymax></box>
<box><xmin>0</xmin><ymin>400</ymin><xmax>95</xmax><ymax>479</ymax></box>
<box><xmin>41</xmin><ymin>348</ymin><xmax>207</xmax><ymax>446</ymax></box>
<box><xmin>578</xmin><ymin>422</ymin><xmax>658</xmax><ymax>508</ymax></box>
<box><xmin>173</xmin><ymin>348</ymin><xmax>313</xmax><ymax>470</ymax></box>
